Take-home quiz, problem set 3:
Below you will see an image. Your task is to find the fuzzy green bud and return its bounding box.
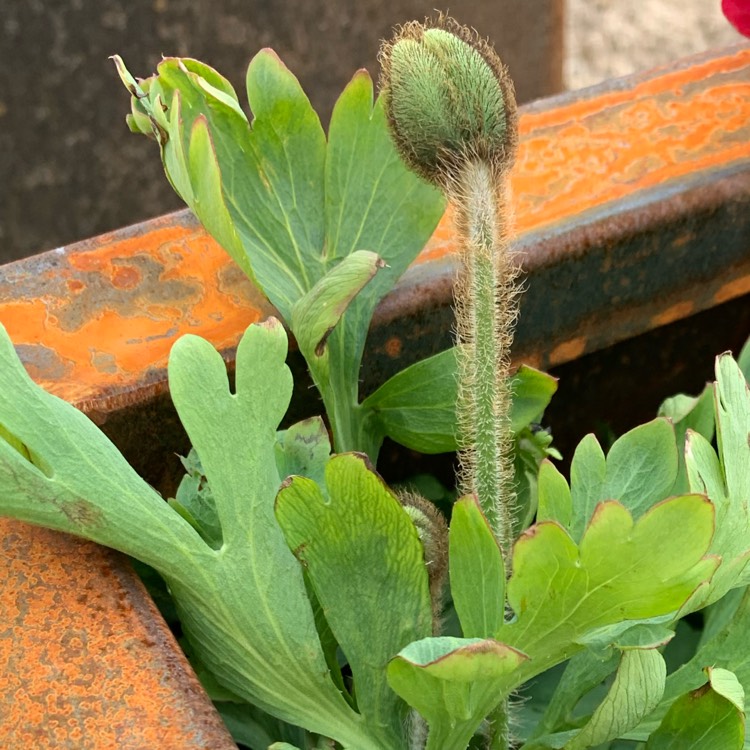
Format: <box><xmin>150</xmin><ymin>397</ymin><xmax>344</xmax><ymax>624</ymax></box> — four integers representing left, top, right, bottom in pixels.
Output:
<box><xmin>398</xmin><ymin>491</ymin><xmax>448</xmax><ymax>630</ymax></box>
<box><xmin>379</xmin><ymin>16</ymin><xmax>517</xmax><ymax>187</ymax></box>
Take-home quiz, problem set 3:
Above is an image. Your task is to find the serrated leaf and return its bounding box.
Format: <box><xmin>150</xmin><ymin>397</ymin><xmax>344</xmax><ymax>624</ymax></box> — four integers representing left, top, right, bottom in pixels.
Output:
<box><xmin>498</xmin><ymin>496</ymin><xmax>717</xmax><ymax>687</ymax></box>
<box><xmin>645</xmin><ymin>668</ymin><xmax>745</xmax><ymax>749</ymax></box>
<box><xmin>275</xmin><ymin>452</ymin><xmax>432</xmax><ymax>747</ymax></box>
<box><xmin>449</xmin><ymin>495</ymin><xmax>505</xmax><ymax>638</ymax></box>
<box><xmin>387</xmin><ymin>637</ymin><xmax>527</xmax><ymax>750</ymax></box>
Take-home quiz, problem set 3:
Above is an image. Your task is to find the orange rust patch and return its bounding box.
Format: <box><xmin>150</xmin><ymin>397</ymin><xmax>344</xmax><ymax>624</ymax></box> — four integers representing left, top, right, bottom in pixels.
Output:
<box><xmin>418</xmin><ymin>204</ymin><xmax>458</xmax><ymax>263</ymax></box>
<box><xmin>2</xmin><ymin>223</ymin><xmax>271</xmax><ymax>404</ymax></box>
<box><xmin>111</xmin><ymin>265</ymin><xmax>142</xmax><ymax>289</ymax></box>
<box><xmin>549</xmin><ymin>337</ymin><xmax>587</xmax><ymax>366</ymax></box>
<box><xmin>66</xmin><ymin>279</ymin><xmax>84</xmax><ymax>293</ymax></box>
<box><xmin>0</xmin><ymin>519</ymin><xmax>236</xmax><ymax>749</ymax></box>
<box><xmin>384</xmin><ymin>336</ymin><xmax>403</xmax><ymax>358</ymax></box>
<box><xmin>651</xmin><ymin>300</ymin><xmax>696</xmax><ymax>327</ymax></box>
<box><xmin>714</xmin><ymin>273</ymin><xmax>750</xmax><ymax>304</ymax></box>
<box><xmin>418</xmin><ymin>47</ymin><xmax>750</xmax><ymax>264</ymax></box>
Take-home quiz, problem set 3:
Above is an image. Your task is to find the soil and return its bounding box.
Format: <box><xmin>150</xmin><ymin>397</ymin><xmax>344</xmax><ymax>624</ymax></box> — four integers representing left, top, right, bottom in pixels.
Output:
<box><xmin>566</xmin><ymin>0</ymin><xmax>745</xmax><ymax>89</ymax></box>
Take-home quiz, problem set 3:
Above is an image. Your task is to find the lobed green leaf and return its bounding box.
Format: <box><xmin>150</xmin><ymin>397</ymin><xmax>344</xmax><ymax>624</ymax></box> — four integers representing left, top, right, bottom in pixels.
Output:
<box><xmin>499</xmin><ymin>495</ymin><xmax>716</xmax><ymax>686</ymax></box>
<box><xmin>275</xmin><ymin>452</ymin><xmax>433</xmax><ymax>747</ymax></box>
<box><xmin>166</xmin><ymin>320</ymin><xmax>373</xmax><ymax>744</ymax></box>
<box><xmin>362</xmin><ymin>354</ymin><xmax>557</xmax><ymax>454</ymax></box>
<box><xmin>567</xmin><ymin>419</ymin><xmax>679</xmax><ymax>541</ymax></box>
<box><xmin>387</xmin><ymin>637</ymin><xmax>527</xmax><ymax>750</ymax></box>
<box><xmin>682</xmin><ymin>353</ymin><xmax>750</xmax><ymax>607</ymax></box>
<box><xmin>0</xmin><ymin>323</ymin><xmax>205</xmax><ymax>579</ymax></box>
<box><xmin>117</xmin><ymin>53</ymin><xmax>445</xmax><ymax>457</ymax></box>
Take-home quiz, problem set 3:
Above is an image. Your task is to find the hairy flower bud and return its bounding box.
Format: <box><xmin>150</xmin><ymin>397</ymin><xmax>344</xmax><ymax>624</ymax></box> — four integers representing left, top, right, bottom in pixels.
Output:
<box><xmin>379</xmin><ymin>16</ymin><xmax>517</xmax><ymax>187</ymax></box>
<box><xmin>398</xmin><ymin>491</ymin><xmax>448</xmax><ymax>629</ymax></box>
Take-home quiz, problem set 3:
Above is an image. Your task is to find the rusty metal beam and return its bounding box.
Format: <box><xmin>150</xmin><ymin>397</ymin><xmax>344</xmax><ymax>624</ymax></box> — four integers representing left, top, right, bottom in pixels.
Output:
<box><xmin>0</xmin><ymin>44</ymin><xmax>748</xmax><ymax>748</ymax></box>
<box><xmin>2</xmin><ymin>45</ymin><xmax>748</xmax><ymax>410</ymax></box>
<box><xmin>0</xmin><ymin>519</ymin><xmax>237</xmax><ymax>748</ymax></box>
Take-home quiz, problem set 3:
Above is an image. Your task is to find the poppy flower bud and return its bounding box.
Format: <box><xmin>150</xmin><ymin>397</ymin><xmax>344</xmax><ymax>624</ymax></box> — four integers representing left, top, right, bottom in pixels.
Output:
<box><xmin>379</xmin><ymin>16</ymin><xmax>517</xmax><ymax>187</ymax></box>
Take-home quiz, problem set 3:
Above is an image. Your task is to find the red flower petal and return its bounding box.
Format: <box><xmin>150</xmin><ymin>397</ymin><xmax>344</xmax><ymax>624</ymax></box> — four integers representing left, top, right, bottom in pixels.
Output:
<box><xmin>722</xmin><ymin>0</ymin><xmax>750</xmax><ymax>36</ymax></box>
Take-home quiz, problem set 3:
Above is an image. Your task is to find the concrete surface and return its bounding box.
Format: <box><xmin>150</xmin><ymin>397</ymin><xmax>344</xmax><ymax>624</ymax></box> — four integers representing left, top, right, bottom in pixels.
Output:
<box><xmin>0</xmin><ymin>0</ymin><xmax>744</xmax><ymax>262</ymax></box>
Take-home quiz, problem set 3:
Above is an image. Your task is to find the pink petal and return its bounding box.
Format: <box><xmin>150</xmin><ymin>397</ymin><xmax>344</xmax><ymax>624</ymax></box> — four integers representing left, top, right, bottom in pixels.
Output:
<box><xmin>722</xmin><ymin>0</ymin><xmax>750</xmax><ymax>36</ymax></box>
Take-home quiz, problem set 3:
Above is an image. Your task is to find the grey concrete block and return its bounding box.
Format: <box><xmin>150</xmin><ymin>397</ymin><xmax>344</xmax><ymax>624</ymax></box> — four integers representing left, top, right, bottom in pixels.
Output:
<box><xmin>0</xmin><ymin>0</ymin><xmax>563</xmax><ymax>262</ymax></box>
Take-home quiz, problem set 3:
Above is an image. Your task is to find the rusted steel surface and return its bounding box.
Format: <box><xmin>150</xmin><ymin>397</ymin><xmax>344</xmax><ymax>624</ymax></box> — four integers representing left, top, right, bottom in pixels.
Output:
<box><xmin>0</xmin><ymin>45</ymin><xmax>748</xmax><ymax>749</ymax></box>
<box><xmin>370</xmin><ymin>43</ymin><xmax>750</xmax><ymax>376</ymax></box>
<box><xmin>0</xmin><ymin>519</ymin><xmax>237</xmax><ymax>749</ymax></box>
<box><xmin>1</xmin><ymin>44</ymin><xmax>748</xmax><ymax>410</ymax></box>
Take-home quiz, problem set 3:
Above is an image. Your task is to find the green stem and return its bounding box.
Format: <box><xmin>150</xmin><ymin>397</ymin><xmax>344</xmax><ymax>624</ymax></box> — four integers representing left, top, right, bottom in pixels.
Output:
<box><xmin>316</xmin><ymin>367</ymin><xmax>383</xmax><ymax>461</ymax></box>
<box><xmin>486</xmin><ymin>707</ymin><xmax>511</xmax><ymax>750</ymax></box>
<box><xmin>453</xmin><ymin>158</ymin><xmax>517</xmax><ymax>750</ymax></box>
<box><xmin>454</xmin><ymin>159</ymin><xmax>517</xmax><ymax>555</ymax></box>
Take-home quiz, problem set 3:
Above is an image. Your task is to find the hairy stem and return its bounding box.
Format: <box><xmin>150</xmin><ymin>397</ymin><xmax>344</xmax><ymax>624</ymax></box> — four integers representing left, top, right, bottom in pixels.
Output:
<box><xmin>453</xmin><ymin>158</ymin><xmax>518</xmax><ymax>557</ymax></box>
<box><xmin>453</xmin><ymin>158</ymin><xmax>517</xmax><ymax>750</ymax></box>
<box><xmin>408</xmin><ymin>710</ymin><xmax>429</xmax><ymax>750</ymax></box>
<box><xmin>487</xmin><ymin>708</ymin><xmax>511</xmax><ymax>750</ymax></box>
<box><xmin>380</xmin><ymin>17</ymin><xmax>519</xmax><ymax>748</ymax></box>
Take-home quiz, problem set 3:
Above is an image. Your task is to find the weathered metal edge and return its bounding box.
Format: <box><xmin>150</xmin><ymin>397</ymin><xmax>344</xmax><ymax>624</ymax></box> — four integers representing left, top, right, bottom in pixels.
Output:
<box><xmin>2</xmin><ymin>44</ymin><xmax>747</xmax><ymax>414</ymax></box>
<box><xmin>0</xmin><ymin>518</ymin><xmax>238</xmax><ymax>749</ymax></box>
